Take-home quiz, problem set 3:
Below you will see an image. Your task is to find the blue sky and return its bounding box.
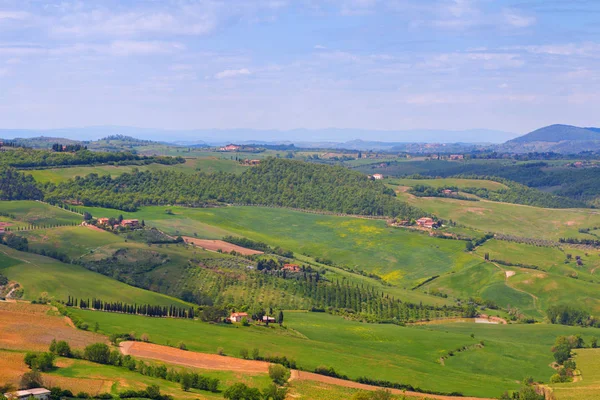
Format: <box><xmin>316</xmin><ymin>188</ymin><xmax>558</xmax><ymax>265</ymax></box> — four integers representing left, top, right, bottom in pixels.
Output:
<box><xmin>0</xmin><ymin>0</ymin><xmax>599</xmax><ymax>137</ymax></box>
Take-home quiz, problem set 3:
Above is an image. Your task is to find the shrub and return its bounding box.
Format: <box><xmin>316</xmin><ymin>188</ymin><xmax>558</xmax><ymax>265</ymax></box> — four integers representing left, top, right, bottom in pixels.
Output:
<box><xmin>239</xmin><ymin>348</ymin><xmax>249</xmax><ymax>359</ymax></box>
<box><xmin>268</xmin><ymin>364</ymin><xmax>290</xmax><ymax>385</ymax></box>
<box><xmin>217</xmin><ymin>347</ymin><xmax>225</xmax><ymax>356</ymax></box>
<box><xmin>84</xmin><ymin>343</ymin><xmax>111</xmax><ymax>364</ymax></box>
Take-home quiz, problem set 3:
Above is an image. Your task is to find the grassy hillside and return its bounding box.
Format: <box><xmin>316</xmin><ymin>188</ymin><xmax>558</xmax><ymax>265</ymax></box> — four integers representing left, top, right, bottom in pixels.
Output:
<box><xmin>78</xmin><ymin>205</ymin><xmax>479</xmax><ymax>288</ymax></box>
<box><xmin>397</xmin><ymin>192</ymin><xmax>600</xmax><ymax>240</ymax></box>
<box><xmin>20</xmin><ymin>225</ymin><xmax>125</xmax><ymax>258</ymax></box>
<box><xmin>0</xmin><ymin>245</ymin><xmax>188</xmax><ymax>306</ymax></box>
<box><xmin>388</xmin><ymin>177</ymin><xmax>508</xmax><ymax>191</ymax></box>
<box><xmin>68</xmin><ymin>308</ymin><xmax>595</xmax><ymax>398</ymax></box>
<box><xmin>0</xmin><ymin>200</ymin><xmax>82</xmax><ymax>226</ymax></box>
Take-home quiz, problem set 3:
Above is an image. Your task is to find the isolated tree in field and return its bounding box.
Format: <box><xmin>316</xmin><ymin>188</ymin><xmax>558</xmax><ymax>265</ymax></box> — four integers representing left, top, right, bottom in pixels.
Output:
<box><xmin>83</xmin><ymin>211</ymin><xmax>92</xmax><ymax>221</ymax></box>
<box><xmin>268</xmin><ymin>364</ymin><xmax>290</xmax><ymax>385</ymax></box>
<box><xmin>49</xmin><ymin>340</ymin><xmax>71</xmax><ymax>357</ymax></box>
<box><xmin>277</xmin><ymin>311</ymin><xmax>284</xmax><ymax>325</ymax></box>
<box><xmin>592</xmin><ymin>337</ymin><xmax>598</xmax><ymax>348</ymax></box>
<box><xmin>239</xmin><ymin>348</ymin><xmax>249</xmax><ymax>359</ymax></box>
<box><xmin>251</xmin><ymin>348</ymin><xmax>260</xmax><ymax>360</ymax></box>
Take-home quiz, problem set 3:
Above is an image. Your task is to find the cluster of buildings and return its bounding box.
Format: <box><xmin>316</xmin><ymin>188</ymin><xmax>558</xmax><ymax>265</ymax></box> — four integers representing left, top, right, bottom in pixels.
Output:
<box><xmin>228</xmin><ymin>312</ymin><xmax>276</xmax><ymax>323</ymax></box>
<box><xmin>220</xmin><ymin>144</ymin><xmax>241</xmax><ymax>151</ymax></box>
<box><xmin>368</xmin><ymin>173</ymin><xmax>384</xmax><ymax>180</ymax></box>
<box><xmin>96</xmin><ymin>218</ymin><xmax>140</xmax><ymax>229</ymax></box>
<box><xmin>416</xmin><ymin>217</ymin><xmax>439</xmax><ymax>229</ymax></box>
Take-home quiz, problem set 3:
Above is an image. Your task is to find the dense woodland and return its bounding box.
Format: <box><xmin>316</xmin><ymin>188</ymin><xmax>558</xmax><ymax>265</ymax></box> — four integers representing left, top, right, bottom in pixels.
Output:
<box><xmin>43</xmin><ymin>158</ymin><xmax>426</xmax><ymax>218</ymax></box>
<box><xmin>0</xmin><ymin>148</ymin><xmax>184</xmax><ymax>168</ymax></box>
<box><xmin>0</xmin><ymin>169</ymin><xmax>43</xmax><ymax>200</ymax></box>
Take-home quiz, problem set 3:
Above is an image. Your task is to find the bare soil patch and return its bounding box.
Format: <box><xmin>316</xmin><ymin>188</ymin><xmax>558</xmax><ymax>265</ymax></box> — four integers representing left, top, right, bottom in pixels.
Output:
<box><xmin>120</xmin><ymin>341</ymin><xmax>270</xmax><ymax>374</ymax></box>
<box><xmin>182</xmin><ymin>237</ymin><xmax>263</xmax><ymax>255</ymax></box>
<box><xmin>290</xmin><ymin>370</ymin><xmax>493</xmax><ymax>400</ymax></box>
<box><xmin>0</xmin><ymin>221</ymin><xmax>13</xmax><ymax>228</ymax></box>
<box><xmin>505</xmin><ymin>271</ymin><xmax>516</xmax><ymax>278</ymax></box>
<box><xmin>0</xmin><ymin>302</ymin><xmax>107</xmax><ymax>351</ymax></box>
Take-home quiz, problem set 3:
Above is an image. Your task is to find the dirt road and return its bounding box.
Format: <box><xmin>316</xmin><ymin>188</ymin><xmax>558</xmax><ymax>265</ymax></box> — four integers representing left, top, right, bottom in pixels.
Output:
<box><xmin>120</xmin><ymin>341</ymin><xmax>494</xmax><ymax>399</ymax></box>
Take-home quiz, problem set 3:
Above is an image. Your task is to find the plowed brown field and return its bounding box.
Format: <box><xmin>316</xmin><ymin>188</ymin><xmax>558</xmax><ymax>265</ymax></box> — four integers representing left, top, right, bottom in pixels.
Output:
<box><xmin>182</xmin><ymin>237</ymin><xmax>263</xmax><ymax>255</ymax></box>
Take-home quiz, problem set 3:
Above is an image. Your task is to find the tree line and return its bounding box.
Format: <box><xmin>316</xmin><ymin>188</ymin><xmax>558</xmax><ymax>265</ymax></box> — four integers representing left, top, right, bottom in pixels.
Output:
<box><xmin>66</xmin><ymin>296</ymin><xmax>195</xmax><ymax>319</ymax></box>
<box><xmin>0</xmin><ymin>148</ymin><xmax>184</xmax><ymax>168</ymax></box>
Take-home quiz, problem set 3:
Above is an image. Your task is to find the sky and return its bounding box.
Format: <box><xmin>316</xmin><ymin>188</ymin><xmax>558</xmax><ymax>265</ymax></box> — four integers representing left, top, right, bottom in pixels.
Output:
<box><xmin>0</xmin><ymin>0</ymin><xmax>599</xmax><ymax>139</ymax></box>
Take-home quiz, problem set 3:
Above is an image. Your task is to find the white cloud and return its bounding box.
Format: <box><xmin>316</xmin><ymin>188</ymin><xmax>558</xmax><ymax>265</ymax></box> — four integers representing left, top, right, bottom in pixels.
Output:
<box><xmin>0</xmin><ymin>11</ymin><xmax>29</xmax><ymax>20</ymax></box>
<box><xmin>108</xmin><ymin>40</ymin><xmax>184</xmax><ymax>56</ymax></box>
<box><xmin>314</xmin><ymin>44</ymin><xmax>327</xmax><ymax>49</ymax></box>
<box><xmin>503</xmin><ymin>10</ymin><xmax>536</xmax><ymax>28</ymax></box>
<box><xmin>215</xmin><ymin>68</ymin><xmax>251</xmax><ymax>79</ymax></box>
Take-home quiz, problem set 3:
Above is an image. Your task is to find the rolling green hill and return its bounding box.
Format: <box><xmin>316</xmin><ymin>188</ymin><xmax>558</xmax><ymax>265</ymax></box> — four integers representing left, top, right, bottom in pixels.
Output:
<box><xmin>0</xmin><ymin>245</ymin><xmax>189</xmax><ymax>306</ymax></box>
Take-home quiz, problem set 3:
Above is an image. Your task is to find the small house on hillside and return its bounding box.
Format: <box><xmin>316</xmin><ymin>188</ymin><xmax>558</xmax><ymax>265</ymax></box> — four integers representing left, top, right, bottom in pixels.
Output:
<box><xmin>449</xmin><ymin>154</ymin><xmax>464</xmax><ymax>160</ymax></box>
<box><xmin>442</xmin><ymin>189</ymin><xmax>454</xmax><ymax>195</ymax></box>
<box><xmin>416</xmin><ymin>217</ymin><xmax>438</xmax><ymax>229</ymax></box>
<box><xmin>5</xmin><ymin>388</ymin><xmax>51</xmax><ymax>400</ymax></box>
<box><xmin>97</xmin><ymin>217</ymin><xmax>110</xmax><ymax>225</ymax></box>
<box><xmin>372</xmin><ymin>174</ymin><xmax>384</xmax><ymax>180</ymax></box>
<box><xmin>121</xmin><ymin>219</ymin><xmax>139</xmax><ymax>228</ymax></box>
<box><xmin>262</xmin><ymin>316</ymin><xmax>276</xmax><ymax>323</ymax></box>
<box><xmin>229</xmin><ymin>312</ymin><xmax>249</xmax><ymax>323</ymax></box>
<box><xmin>282</xmin><ymin>264</ymin><xmax>301</xmax><ymax>272</ymax></box>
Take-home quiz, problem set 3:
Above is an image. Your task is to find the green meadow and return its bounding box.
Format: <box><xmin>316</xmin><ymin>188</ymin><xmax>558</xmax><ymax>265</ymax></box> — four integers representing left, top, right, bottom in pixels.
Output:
<box><xmin>0</xmin><ymin>245</ymin><xmax>188</xmax><ymax>306</ymax></box>
<box><xmin>68</xmin><ymin>308</ymin><xmax>595</xmax><ymax>398</ymax></box>
<box><xmin>78</xmin><ymin>205</ymin><xmax>480</xmax><ymax>288</ymax></box>
<box><xmin>0</xmin><ymin>200</ymin><xmax>83</xmax><ymax>226</ymax></box>
<box><xmin>388</xmin><ymin>177</ymin><xmax>508</xmax><ymax>191</ymax></box>
<box><xmin>20</xmin><ymin>225</ymin><xmax>126</xmax><ymax>258</ymax></box>
<box><xmin>397</xmin><ymin>193</ymin><xmax>600</xmax><ymax>240</ymax></box>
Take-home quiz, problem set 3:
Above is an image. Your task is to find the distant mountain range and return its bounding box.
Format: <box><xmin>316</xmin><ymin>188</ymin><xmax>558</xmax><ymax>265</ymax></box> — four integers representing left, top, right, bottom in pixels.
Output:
<box><xmin>499</xmin><ymin>124</ymin><xmax>600</xmax><ymax>153</ymax></box>
<box><xmin>1</xmin><ymin>124</ymin><xmax>599</xmax><ymax>153</ymax></box>
<box><xmin>0</xmin><ymin>126</ymin><xmax>517</xmax><ymax>145</ymax></box>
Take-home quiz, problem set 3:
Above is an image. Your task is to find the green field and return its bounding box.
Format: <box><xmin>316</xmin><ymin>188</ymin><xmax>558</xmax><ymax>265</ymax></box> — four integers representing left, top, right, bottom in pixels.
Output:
<box><xmin>0</xmin><ymin>245</ymin><xmax>188</xmax><ymax>306</ymax></box>
<box><xmin>68</xmin><ymin>308</ymin><xmax>596</xmax><ymax>398</ymax></box>
<box><xmin>20</xmin><ymin>225</ymin><xmax>126</xmax><ymax>258</ymax></box>
<box><xmin>0</xmin><ymin>201</ymin><xmax>83</xmax><ymax>226</ymax></box>
<box><xmin>388</xmin><ymin>177</ymin><xmax>508</xmax><ymax>191</ymax></box>
<box><xmin>552</xmin><ymin>348</ymin><xmax>600</xmax><ymax>400</ymax></box>
<box><xmin>78</xmin><ymin>205</ymin><xmax>479</xmax><ymax>288</ymax></box>
<box><xmin>397</xmin><ymin>193</ymin><xmax>600</xmax><ymax>240</ymax></box>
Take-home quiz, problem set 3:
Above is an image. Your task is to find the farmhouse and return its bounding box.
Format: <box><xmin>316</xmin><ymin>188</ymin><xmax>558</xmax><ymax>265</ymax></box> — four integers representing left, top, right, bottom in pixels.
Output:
<box><xmin>449</xmin><ymin>154</ymin><xmax>464</xmax><ymax>160</ymax></box>
<box><xmin>97</xmin><ymin>217</ymin><xmax>110</xmax><ymax>225</ymax></box>
<box><xmin>121</xmin><ymin>219</ymin><xmax>139</xmax><ymax>228</ymax></box>
<box><xmin>220</xmin><ymin>144</ymin><xmax>241</xmax><ymax>151</ymax></box>
<box><xmin>416</xmin><ymin>217</ymin><xmax>438</xmax><ymax>229</ymax></box>
<box><xmin>262</xmin><ymin>316</ymin><xmax>276</xmax><ymax>323</ymax></box>
<box><xmin>229</xmin><ymin>312</ymin><xmax>249</xmax><ymax>323</ymax></box>
<box><xmin>5</xmin><ymin>388</ymin><xmax>51</xmax><ymax>400</ymax></box>
<box><xmin>372</xmin><ymin>174</ymin><xmax>384</xmax><ymax>180</ymax></box>
<box><xmin>442</xmin><ymin>189</ymin><xmax>454</xmax><ymax>195</ymax></box>
<box><xmin>282</xmin><ymin>263</ymin><xmax>301</xmax><ymax>272</ymax></box>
